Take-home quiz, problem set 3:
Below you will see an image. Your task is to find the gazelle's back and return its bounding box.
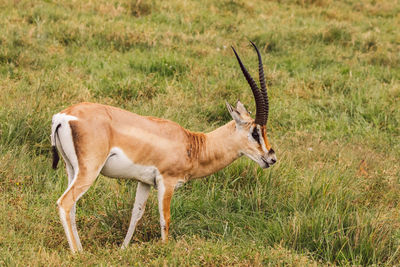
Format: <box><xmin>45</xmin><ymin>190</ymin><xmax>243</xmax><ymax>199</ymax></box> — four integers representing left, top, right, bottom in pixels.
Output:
<box><xmin>62</xmin><ymin>102</ymin><xmax>187</xmax><ymax>141</ymax></box>
<box><xmin>60</xmin><ymin>102</ymin><xmax>192</xmax><ymax>170</ymax></box>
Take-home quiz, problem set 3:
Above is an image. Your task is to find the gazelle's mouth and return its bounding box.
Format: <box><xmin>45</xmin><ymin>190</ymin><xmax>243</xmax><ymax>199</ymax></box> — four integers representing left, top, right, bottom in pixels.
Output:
<box><xmin>261</xmin><ymin>157</ymin><xmax>270</xmax><ymax>168</ymax></box>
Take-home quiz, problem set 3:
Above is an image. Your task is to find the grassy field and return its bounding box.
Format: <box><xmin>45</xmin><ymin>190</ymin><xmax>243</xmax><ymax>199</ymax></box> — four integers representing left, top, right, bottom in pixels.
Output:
<box><xmin>0</xmin><ymin>0</ymin><xmax>399</xmax><ymax>265</ymax></box>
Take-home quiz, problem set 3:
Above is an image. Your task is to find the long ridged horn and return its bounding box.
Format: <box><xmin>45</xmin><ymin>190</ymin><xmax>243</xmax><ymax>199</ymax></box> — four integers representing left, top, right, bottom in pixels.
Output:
<box><xmin>231</xmin><ymin>46</ymin><xmax>266</xmax><ymax>125</ymax></box>
<box><xmin>250</xmin><ymin>41</ymin><xmax>269</xmax><ymax>125</ymax></box>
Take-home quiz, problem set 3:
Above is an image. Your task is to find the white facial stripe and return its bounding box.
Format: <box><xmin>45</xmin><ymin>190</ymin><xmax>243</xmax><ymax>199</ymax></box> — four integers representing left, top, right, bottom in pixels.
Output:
<box><xmin>248</xmin><ymin>125</ymin><xmax>257</xmax><ymax>142</ymax></box>
<box><xmin>243</xmin><ymin>124</ymin><xmax>272</xmax><ymax>168</ymax></box>
<box><xmin>101</xmin><ymin>147</ymin><xmax>159</xmax><ymax>186</ymax></box>
<box><xmin>248</xmin><ymin>126</ymin><xmax>267</xmax><ymax>151</ymax></box>
<box><xmin>259</xmin><ymin>134</ymin><xmax>269</xmax><ymax>154</ymax></box>
<box><xmin>254</xmin><ymin>125</ymin><xmax>269</xmax><ymax>153</ymax></box>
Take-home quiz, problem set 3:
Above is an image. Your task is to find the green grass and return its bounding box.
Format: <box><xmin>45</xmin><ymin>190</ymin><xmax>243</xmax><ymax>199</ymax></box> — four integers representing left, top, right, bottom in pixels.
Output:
<box><xmin>1</xmin><ymin>0</ymin><xmax>399</xmax><ymax>265</ymax></box>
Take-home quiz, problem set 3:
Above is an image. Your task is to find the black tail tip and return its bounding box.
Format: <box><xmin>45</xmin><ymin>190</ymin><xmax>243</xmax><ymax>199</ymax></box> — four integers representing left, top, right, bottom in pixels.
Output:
<box><xmin>52</xmin><ymin>146</ymin><xmax>59</xmax><ymax>170</ymax></box>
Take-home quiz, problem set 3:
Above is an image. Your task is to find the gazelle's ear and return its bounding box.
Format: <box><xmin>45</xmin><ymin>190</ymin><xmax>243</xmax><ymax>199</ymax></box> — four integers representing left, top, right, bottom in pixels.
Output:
<box><xmin>226</xmin><ymin>101</ymin><xmax>247</xmax><ymax>125</ymax></box>
<box><xmin>236</xmin><ymin>100</ymin><xmax>250</xmax><ymax>115</ymax></box>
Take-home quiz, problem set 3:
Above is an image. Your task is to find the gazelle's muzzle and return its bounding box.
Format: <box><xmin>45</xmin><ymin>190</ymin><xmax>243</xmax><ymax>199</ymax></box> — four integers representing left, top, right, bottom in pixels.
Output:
<box><xmin>261</xmin><ymin>149</ymin><xmax>276</xmax><ymax>169</ymax></box>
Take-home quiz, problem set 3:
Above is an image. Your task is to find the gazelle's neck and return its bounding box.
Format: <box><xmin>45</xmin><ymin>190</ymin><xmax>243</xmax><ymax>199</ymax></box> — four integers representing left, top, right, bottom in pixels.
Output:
<box><xmin>189</xmin><ymin>121</ymin><xmax>242</xmax><ymax>179</ymax></box>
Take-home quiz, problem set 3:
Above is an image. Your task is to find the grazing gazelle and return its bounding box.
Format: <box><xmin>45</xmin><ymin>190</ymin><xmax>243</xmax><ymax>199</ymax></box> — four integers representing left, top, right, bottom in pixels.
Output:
<box><xmin>51</xmin><ymin>42</ymin><xmax>276</xmax><ymax>252</ymax></box>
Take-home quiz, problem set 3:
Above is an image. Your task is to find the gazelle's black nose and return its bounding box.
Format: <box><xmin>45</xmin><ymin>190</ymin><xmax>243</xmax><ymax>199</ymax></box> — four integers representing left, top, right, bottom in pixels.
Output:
<box><xmin>267</xmin><ymin>148</ymin><xmax>277</xmax><ymax>165</ymax></box>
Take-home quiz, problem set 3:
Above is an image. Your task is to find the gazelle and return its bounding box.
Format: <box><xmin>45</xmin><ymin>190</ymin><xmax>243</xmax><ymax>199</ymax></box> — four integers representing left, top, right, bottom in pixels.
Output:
<box><xmin>51</xmin><ymin>42</ymin><xmax>276</xmax><ymax>252</ymax></box>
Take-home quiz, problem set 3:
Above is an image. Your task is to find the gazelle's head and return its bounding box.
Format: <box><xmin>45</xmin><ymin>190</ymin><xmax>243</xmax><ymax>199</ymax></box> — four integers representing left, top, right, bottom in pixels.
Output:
<box><xmin>226</xmin><ymin>42</ymin><xmax>277</xmax><ymax>169</ymax></box>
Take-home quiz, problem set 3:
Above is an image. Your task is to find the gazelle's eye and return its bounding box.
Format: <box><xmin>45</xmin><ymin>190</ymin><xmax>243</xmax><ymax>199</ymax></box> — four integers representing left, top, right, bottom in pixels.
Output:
<box><xmin>252</xmin><ymin>129</ymin><xmax>260</xmax><ymax>143</ymax></box>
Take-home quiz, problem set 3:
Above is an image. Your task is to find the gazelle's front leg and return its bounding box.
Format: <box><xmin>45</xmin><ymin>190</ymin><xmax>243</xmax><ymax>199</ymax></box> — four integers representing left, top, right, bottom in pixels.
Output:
<box><xmin>157</xmin><ymin>176</ymin><xmax>177</xmax><ymax>242</ymax></box>
<box><xmin>121</xmin><ymin>182</ymin><xmax>151</xmax><ymax>249</ymax></box>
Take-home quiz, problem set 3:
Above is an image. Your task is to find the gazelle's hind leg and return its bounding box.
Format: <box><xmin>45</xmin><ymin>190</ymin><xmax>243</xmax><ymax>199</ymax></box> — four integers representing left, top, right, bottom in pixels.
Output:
<box><xmin>57</xmin><ymin>165</ymin><xmax>101</xmax><ymax>252</ymax></box>
<box><xmin>55</xmin><ymin>133</ymin><xmax>81</xmax><ymax>249</ymax></box>
<box><xmin>54</xmin><ymin>116</ymin><xmax>110</xmax><ymax>252</ymax></box>
<box><xmin>62</xmin><ymin>158</ymin><xmax>81</xmax><ymax>250</ymax></box>
<box><xmin>121</xmin><ymin>182</ymin><xmax>151</xmax><ymax>249</ymax></box>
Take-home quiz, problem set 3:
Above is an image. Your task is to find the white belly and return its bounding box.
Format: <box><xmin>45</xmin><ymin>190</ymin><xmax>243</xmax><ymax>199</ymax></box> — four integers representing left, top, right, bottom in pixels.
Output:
<box><xmin>101</xmin><ymin>147</ymin><xmax>159</xmax><ymax>185</ymax></box>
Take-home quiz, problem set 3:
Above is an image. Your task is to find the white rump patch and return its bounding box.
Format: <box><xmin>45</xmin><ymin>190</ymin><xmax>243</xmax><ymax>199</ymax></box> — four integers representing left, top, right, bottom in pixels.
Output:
<box><xmin>51</xmin><ymin>113</ymin><xmax>80</xmax><ymax>179</ymax></box>
<box><xmin>51</xmin><ymin>113</ymin><xmax>78</xmax><ymax>145</ymax></box>
<box><xmin>101</xmin><ymin>147</ymin><xmax>159</xmax><ymax>186</ymax></box>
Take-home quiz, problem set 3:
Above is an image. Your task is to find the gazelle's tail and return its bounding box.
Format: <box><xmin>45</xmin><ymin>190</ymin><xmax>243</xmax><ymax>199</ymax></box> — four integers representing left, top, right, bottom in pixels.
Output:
<box><xmin>51</xmin><ymin>123</ymin><xmax>62</xmax><ymax>169</ymax></box>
